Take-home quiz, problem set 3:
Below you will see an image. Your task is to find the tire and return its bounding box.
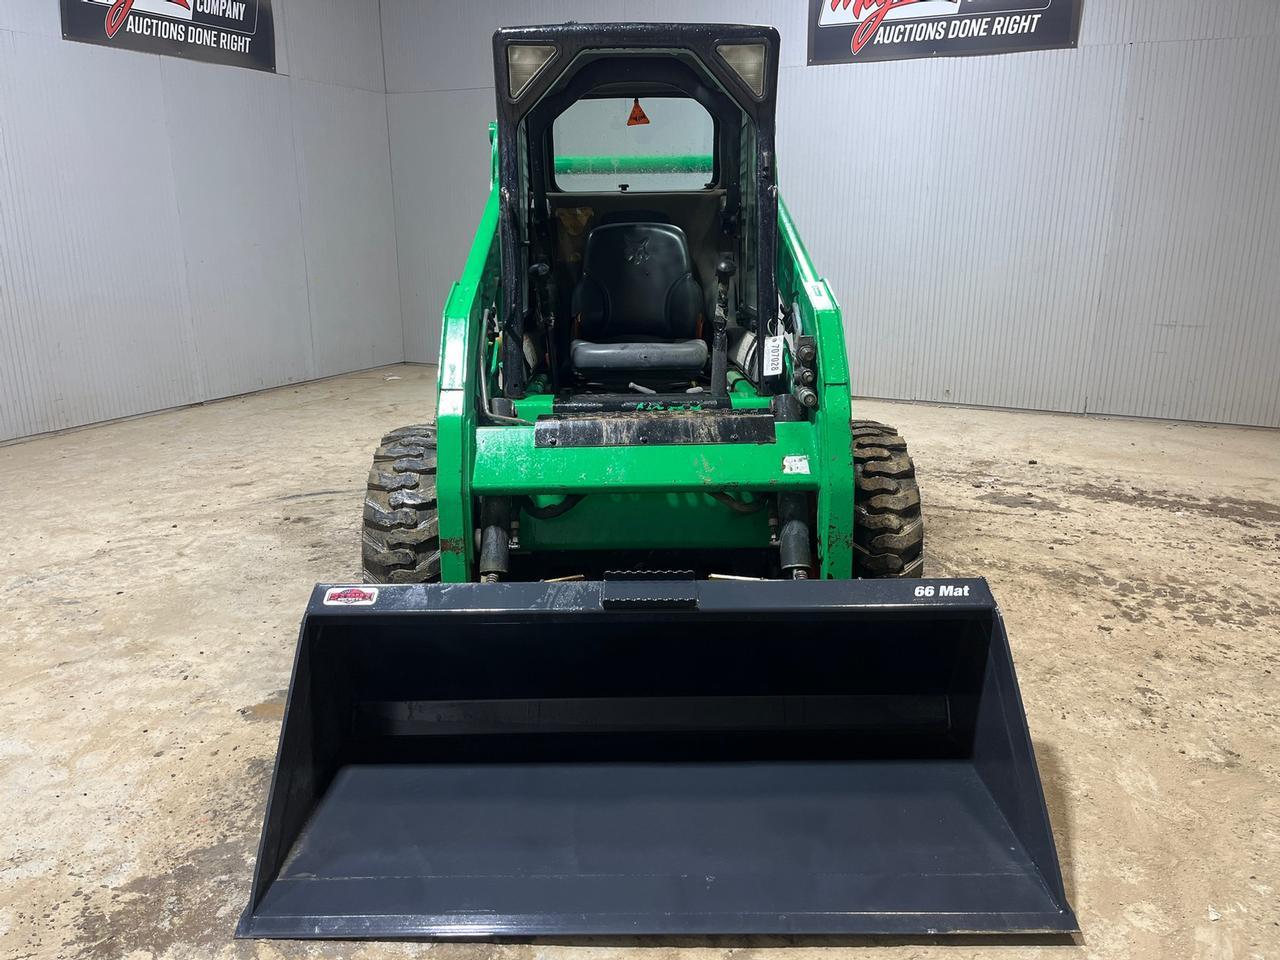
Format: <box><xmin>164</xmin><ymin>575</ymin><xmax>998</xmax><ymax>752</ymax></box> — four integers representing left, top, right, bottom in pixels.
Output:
<box><xmin>851</xmin><ymin>420</ymin><xmax>925</xmax><ymax>578</ymax></box>
<box><xmin>361</xmin><ymin>424</ymin><xmax>442</xmax><ymax>584</ymax></box>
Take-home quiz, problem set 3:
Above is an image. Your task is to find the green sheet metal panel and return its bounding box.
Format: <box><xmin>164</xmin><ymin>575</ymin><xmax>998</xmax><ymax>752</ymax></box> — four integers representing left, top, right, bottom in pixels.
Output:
<box><xmin>434</xmin><ymin>124</ymin><xmax>501</xmax><ymax>581</ymax></box>
<box><xmin>518</xmin><ymin>492</ymin><xmax>771</xmax><ymax>551</ymax></box>
<box><xmin>777</xmin><ymin>196</ymin><xmax>855</xmax><ymax>579</ymax></box>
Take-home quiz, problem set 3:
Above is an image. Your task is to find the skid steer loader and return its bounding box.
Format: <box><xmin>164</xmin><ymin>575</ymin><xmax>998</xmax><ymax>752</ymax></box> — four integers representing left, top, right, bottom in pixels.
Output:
<box><xmin>238</xmin><ymin>22</ymin><xmax>1076</xmax><ymax>939</ymax></box>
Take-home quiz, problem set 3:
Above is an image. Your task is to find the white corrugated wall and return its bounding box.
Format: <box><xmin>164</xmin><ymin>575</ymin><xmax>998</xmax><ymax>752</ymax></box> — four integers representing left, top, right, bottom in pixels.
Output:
<box><xmin>3</xmin><ymin>1</ymin><xmax>1278</xmax><ymax>438</ymax></box>
<box><xmin>0</xmin><ymin>0</ymin><xmax>403</xmax><ymax>442</ymax></box>
<box><xmin>782</xmin><ymin>1</ymin><xmax>1280</xmax><ymax>425</ymax></box>
<box><xmin>383</xmin><ymin>0</ymin><xmax>1280</xmax><ymax>427</ymax></box>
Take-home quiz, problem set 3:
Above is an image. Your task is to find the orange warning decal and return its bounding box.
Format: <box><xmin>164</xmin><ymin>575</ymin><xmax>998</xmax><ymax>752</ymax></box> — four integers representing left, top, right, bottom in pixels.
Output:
<box><xmin>626</xmin><ymin>98</ymin><xmax>650</xmax><ymax>126</ymax></box>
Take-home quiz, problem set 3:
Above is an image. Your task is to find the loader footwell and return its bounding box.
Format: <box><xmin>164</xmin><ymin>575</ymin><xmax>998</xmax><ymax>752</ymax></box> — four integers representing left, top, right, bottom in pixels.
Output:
<box><xmin>237</xmin><ymin>578</ymin><xmax>1077</xmax><ymax>939</ymax></box>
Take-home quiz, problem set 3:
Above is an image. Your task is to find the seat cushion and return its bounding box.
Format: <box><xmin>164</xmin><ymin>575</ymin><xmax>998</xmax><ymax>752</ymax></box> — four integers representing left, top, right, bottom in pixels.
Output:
<box><xmin>570</xmin><ymin>339</ymin><xmax>709</xmax><ymax>373</ymax></box>
<box><xmin>571</xmin><ymin>223</ymin><xmax>704</xmax><ymax>342</ymax></box>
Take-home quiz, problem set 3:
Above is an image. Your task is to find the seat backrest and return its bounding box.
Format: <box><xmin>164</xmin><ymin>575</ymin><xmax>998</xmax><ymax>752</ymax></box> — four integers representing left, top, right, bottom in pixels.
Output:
<box><xmin>572</xmin><ymin>223</ymin><xmax>703</xmax><ymax>342</ymax></box>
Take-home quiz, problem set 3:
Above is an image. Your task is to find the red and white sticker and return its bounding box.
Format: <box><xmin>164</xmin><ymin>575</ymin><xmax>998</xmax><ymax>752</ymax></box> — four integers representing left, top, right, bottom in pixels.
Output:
<box><xmin>323</xmin><ymin>586</ymin><xmax>378</xmax><ymax>606</ymax></box>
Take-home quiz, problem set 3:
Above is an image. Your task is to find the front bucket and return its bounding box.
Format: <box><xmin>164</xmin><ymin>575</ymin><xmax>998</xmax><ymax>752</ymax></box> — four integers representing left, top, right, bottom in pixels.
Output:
<box><xmin>237</xmin><ymin>578</ymin><xmax>1076</xmax><ymax>939</ymax></box>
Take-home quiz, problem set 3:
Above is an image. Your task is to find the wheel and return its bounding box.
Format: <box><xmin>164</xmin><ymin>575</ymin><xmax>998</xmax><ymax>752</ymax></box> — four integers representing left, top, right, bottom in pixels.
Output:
<box><xmin>851</xmin><ymin>420</ymin><xmax>925</xmax><ymax>578</ymax></box>
<box><xmin>361</xmin><ymin>424</ymin><xmax>442</xmax><ymax>583</ymax></box>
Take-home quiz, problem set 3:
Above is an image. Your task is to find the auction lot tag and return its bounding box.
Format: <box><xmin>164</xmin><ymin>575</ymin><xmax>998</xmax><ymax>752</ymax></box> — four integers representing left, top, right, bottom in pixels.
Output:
<box><xmin>763</xmin><ymin>336</ymin><xmax>785</xmax><ymax>377</ymax></box>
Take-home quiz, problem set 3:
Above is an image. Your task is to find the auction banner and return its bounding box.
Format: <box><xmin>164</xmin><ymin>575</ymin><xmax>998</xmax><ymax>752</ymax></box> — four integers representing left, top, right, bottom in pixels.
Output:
<box><xmin>809</xmin><ymin>0</ymin><xmax>1083</xmax><ymax>65</ymax></box>
<box><xmin>61</xmin><ymin>0</ymin><xmax>276</xmax><ymax>73</ymax></box>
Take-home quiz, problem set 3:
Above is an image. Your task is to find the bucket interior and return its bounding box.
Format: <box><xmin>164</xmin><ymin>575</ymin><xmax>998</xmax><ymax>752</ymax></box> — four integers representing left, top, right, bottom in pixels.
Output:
<box><xmin>243</xmin><ymin>605</ymin><xmax>1074</xmax><ymax>936</ymax></box>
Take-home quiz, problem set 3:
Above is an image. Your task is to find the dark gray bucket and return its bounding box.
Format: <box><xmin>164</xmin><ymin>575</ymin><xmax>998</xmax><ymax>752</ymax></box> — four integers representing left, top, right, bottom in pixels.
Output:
<box><xmin>237</xmin><ymin>577</ymin><xmax>1075</xmax><ymax>939</ymax></box>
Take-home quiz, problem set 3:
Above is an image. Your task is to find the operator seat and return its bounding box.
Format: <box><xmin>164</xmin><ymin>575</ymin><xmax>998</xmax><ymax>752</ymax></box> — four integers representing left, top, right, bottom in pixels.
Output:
<box><xmin>570</xmin><ymin>221</ymin><xmax>708</xmax><ymax>375</ymax></box>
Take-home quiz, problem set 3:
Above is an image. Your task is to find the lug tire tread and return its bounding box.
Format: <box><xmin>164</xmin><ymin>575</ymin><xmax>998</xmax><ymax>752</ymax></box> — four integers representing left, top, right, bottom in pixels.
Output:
<box><xmin>853</xmin><ymin>421</ymin><xmax>925</xmax><ymax>578</ymax></box>
<box><xmin>362</xmin><ymin>424</ymin><xmax>442</xmax><ymax>584</ymax></box>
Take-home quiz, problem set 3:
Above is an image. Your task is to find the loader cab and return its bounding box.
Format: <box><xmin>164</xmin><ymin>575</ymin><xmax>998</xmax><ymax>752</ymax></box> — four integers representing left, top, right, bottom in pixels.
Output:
<box><xmin>492</xmin><ymin>23</ymin><xmax>780</xmax><ymax>399</ymax></box>
<box><xmin>460</xmin><ymin>24</ymin><xmax>830</xmax><ymax>584</ymax></box>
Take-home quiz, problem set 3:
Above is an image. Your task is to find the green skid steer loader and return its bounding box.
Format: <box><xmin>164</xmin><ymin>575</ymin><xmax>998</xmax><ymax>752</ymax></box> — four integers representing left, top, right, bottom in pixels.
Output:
<box><xmin>238</xmin><ymin>22</ymin><xmax>1076</xmax><ymax>940</ymax></box>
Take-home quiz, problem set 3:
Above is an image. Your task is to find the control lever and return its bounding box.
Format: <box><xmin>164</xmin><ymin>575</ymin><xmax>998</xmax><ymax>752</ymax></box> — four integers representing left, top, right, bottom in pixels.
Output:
<box><xmin>712</xmin><ymin>255</ymin><xmax>736</xmax><ymax>396</ymax></box>
<box><xmin>529</xmin><ymin>261</ymin><xmax>560</xmax><ymax>393</ymax></box>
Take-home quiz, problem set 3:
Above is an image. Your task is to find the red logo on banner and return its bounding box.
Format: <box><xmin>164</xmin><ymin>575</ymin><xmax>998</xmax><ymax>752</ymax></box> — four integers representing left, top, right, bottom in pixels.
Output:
<box><xmin>104</xmin><ymin>0</ymin><xmax>191</xmax><ymax>39</ymax></box>
<box><xmin>830</xmin><ymin>0</ymin><xmax>929</xmax><ymax>55</ymax></box>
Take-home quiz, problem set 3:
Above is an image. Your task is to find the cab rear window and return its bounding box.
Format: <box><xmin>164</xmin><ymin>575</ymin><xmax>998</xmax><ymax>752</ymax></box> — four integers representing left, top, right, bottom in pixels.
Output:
<box><xmin>552</xmin><ymin>97</ymin><xmax>714</xmax><ymax>192</ymax></box>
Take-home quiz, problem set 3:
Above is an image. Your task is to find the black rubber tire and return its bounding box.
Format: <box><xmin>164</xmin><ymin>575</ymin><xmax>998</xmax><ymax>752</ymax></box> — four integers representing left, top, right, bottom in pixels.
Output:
<box><xmin>852</xmin><ymin>420</ymin><xmax>925</xmax><ymax>578</ymax></box>
<box><xmin>361</xmin><ymin>424</ymin><xmax>442</xmax><ymax>584</ymax></box>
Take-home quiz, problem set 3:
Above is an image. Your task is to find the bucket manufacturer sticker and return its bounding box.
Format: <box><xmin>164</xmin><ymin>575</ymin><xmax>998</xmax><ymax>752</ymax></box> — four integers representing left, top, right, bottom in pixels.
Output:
<box><xmin>782</xmin><ymin>455</ymin><xmax>811</xmax><ymax>475</ymax></box>
<box><xmin>323</xmin><ymin>587</ymin><xmax>378</xmax><ymax>606</ymax></box>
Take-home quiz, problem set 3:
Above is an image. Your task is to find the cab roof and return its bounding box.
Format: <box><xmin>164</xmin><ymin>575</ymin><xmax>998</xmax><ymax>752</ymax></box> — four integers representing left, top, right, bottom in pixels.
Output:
<box><xmin>492</xmin><ymin>22</ymin><xmax>780</xmax><ymax>124</ymax></box>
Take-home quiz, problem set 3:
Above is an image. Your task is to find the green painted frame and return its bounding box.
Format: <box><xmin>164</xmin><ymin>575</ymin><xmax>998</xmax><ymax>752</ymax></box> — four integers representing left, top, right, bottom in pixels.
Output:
<box><xmin>553</xmin><ymin>154</ymin><xmax>714</xmax><ymax>175</ymax></box>
<box><xmin>432</xmin><ymin>129</ymin><xmax>855</xmax><ymax>580</ymax></box>
<box><xmin>432</xmin><ymin>124</ymin><xmax>501</xmax><ymax>581</ymax></box>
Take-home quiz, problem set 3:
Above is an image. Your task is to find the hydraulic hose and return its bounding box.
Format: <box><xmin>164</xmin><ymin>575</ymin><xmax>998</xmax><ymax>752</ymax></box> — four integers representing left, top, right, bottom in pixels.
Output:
<box><xmin>518</xmin><ymin>494</ymin><xmax>585</xmax><ymax>520</ymax></box>
<box><xmin>478</xmin><ymin>308</ymin><xmax>534</xmax><ymax>426</ymax></box>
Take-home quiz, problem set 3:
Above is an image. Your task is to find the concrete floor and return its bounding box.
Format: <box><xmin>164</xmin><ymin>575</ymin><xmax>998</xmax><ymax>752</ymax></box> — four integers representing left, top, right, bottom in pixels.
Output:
<box><xmin>2</xmin><ymin>363</ymin><xmax>1277</xmax><ymax>960</ymax></box>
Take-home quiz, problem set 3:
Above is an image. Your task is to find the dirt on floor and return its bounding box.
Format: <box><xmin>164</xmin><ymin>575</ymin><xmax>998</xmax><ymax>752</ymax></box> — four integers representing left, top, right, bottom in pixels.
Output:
<box><xmin>1</xmin><ymin>364</ymin><xmax>1277</xmax><ymax>960</ymax></box>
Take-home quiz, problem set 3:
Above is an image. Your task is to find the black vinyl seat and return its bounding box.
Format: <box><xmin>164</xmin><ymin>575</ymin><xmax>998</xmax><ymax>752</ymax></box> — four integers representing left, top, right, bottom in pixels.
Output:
<box><xmin>570</xmin><ymin>222</ymin><xmax>708</xmax><ymax>375</ymax></box>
